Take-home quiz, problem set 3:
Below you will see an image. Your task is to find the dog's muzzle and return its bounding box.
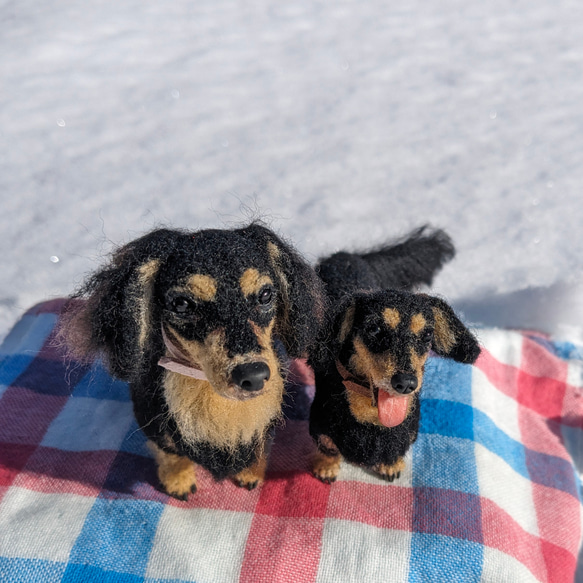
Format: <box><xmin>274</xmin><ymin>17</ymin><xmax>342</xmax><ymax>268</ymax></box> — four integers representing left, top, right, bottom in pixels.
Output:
<box><xmin>230</xmin><ymin>362</ymin><xmax>271</xmax><ymax>392</ymax></box>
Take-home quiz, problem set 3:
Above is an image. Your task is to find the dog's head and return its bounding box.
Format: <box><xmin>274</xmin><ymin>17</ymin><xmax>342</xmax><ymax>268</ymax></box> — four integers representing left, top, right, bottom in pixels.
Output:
<box><xmin>62</xmin><ymin>224</ymin><xmax>325</xmax><ymax>401</ymax></box>
<box><xmin>314</xmin><ymin>289</ymin><xmax>480</xmax><ymax>427</ymax></box>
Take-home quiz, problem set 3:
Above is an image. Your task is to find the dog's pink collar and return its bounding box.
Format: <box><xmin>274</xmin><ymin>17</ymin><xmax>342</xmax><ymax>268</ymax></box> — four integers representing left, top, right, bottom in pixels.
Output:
<box><xmin>336</xmin><ymin>361</ymin><xmax>376</xmax><ymax>404</ymax></box>
<box><xmin>158</xmin><ymin>326</ymin><xmax>208</xmax><ymax>381</ymax></box>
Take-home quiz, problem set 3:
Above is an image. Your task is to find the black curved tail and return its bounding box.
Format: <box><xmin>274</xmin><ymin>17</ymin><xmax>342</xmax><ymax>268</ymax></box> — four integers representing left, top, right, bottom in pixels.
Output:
<box><xmin>360</xmin><ymin>226</ymin><xmax>455</xmax><ymax>290</ymax></box>
<box><xmin>316</xmin><ymin>226</ymin><xmax>455</xmax><ymax>302</ymax></box>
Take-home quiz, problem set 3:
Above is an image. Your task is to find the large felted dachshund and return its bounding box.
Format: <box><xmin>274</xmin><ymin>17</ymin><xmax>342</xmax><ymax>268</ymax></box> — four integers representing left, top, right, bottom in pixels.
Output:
<box><xmin>309</xmin><ymin>227</ymin><xmax>481</xmax><ymax>483</ymax></box>
<box><xmin>61</xmin><ymin>224</ymin><xmax>325</xmax><ymax>499</ymax></box>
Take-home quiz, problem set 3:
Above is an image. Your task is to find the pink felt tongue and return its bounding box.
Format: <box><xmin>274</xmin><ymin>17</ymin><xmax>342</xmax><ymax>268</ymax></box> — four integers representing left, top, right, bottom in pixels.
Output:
<box><xmin>377</xmin><ymin>391</ymin><xmax>410</xmax><ymax>428</ymax></box>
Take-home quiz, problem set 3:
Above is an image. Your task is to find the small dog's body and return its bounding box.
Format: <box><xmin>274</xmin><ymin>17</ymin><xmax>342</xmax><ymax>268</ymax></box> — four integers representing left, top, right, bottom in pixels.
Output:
<box><xmin>62</xmin><ymin>224</ymin><xmax>325</xmax><ymax>498</ymax></box>
<box><xmin>309</xmin><ymin>228</ymin><xmax>480</xmax><ymax>483</ymax></box>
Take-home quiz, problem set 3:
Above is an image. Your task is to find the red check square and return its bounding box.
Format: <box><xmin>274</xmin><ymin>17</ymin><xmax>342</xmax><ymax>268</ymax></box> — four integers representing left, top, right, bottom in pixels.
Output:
<box><xmin>517</xmin><ymin>371</ymin><xmax>566</xmax><ymax>419</ymax></box>
<box><xmin>255</xmin><ymin>472</ymin><xmax>331</xmax><ymax>519</ymax></box>
<box><xmin>327</xmin><ymin>481</ymin><xmax>413</xmax><ymax>531</ymax></box>
<box><xmin>239</xmin><ymin>514</ymin><xmax>324</xmax><ymax>583</ymax></box>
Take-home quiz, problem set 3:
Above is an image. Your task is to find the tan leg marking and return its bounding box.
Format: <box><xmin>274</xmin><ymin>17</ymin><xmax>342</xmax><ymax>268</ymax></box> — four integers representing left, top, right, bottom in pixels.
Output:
<box><xmin>312</xmin><ymin>450</ymin><xmax>342</xmax><ymax>484</ymax></box>
<box><xmin>150</xmin><ymin>442</ymin><xmax>198</xmax><ymax>500</ymax></box>
<box><xmin>372</xmin><ymin>457</ymin><xmax>405</xmax><ymax>483</ymax></box>
<box><xmin>233</xmin><ymin>450</ymin><xmax>268</xmax><ymax>491</ymax></box>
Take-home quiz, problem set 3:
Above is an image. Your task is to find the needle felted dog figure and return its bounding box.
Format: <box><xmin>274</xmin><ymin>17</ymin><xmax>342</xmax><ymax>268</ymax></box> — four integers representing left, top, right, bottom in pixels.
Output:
<box><xmin>62</xmin><ymin>224</ymin><xmax>325</xmax><ymax>499</ymax></box>
<box><xmin>309</xmin><ymin>228</ymin><xmax>481</xmax><ymax>483</ymax></box>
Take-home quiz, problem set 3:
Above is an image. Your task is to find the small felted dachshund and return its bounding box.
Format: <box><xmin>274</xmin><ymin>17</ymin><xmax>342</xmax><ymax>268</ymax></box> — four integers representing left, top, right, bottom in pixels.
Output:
<box><xmin>61</xmin><ymin>224</ymin><xmax>325</xmax><ymax>499</ymax></box>
<box><xmin>309</xmin><ymin>227</ymin><xmax>480</xmax><ymax>483</ymax></box>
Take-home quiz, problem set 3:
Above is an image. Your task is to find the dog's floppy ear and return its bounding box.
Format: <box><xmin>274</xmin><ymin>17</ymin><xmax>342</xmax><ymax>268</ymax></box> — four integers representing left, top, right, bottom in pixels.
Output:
<box><xmin>424</xmin><ymin>296</ymin><xmax>481</xmax><ymax>364</ymax></box>
<box><xmin>238</xmin><ymin>223</ymin><xmax>326</xmax><ymax>358</ymax></box>
<box><xmin>61</xmin><ymin>228</ymin><xmax>184</xmax><ymax>380</ymax></box>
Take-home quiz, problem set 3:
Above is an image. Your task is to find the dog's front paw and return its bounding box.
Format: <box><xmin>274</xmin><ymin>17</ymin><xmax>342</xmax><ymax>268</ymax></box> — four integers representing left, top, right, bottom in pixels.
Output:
<box><xmin>166</xmin><ymin>482</ymin><xmax>198</xmax><ymax>501</ymax></box>
<box><xmin>312</xmin><ymin>451</ymin><xmax>341</xmax><ymax>484</ymax></box>
<box><xmin>233</xmin><ymin>455</ymin><xmax>267</xmax><ymax>491</ymax></box>
<box><xmin>159</xmin><ymin>460</ymin><xmax>198</xmax><ymax>500</ymax></box>
<box><xmin>234</xmin><ymin>476</ymin><xmax>262</xmax><ymax>490</ymax></box>
<box><xmin>372</xmin><ymin>458</ymin><xmax>405</xmax><ymax>483</ymax></box>
<box><xmin>150</xmin><ymin>442</ymin><xmax>198</xmax><ymax>500</ymax></box>
<box><xmin>233</xmin><ymin>466</ymin><xmax>264</xmax><ymax>490</ymax></box>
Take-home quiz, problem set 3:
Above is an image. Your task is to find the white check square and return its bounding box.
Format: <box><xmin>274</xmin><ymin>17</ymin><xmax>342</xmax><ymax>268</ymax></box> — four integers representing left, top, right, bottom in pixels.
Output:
<box><xmin>316</xmin><ymin>519</ymin><xmax>411</xmax><ymax>583</ymax></box>
<box><xmin>146</xmin><ymin>506</ymin><xmax>253</xmax><ymax>583</ymax></box>
<box><xmin>0</xmin><ymin>487</ymin><xmax>94</xmax><ymax>562</ymax></box>
<box><xmin>479</xmin><ymin>330</ymin><xmax>523</xmax><ymax>368</ymax></box>
<box><xmin>472</xmin><ymin>366</ymin><xmax>521</xmax><ymax>442</ymax></box>
<box><xmin>481</xmin><ymin>545</ymin><xmax>541</xmax><ymax>582</ymax></box>
<box><xmin>475</xmin><ymin>443</ymin><xmax>539</xmax><ymax>537</ymax></box>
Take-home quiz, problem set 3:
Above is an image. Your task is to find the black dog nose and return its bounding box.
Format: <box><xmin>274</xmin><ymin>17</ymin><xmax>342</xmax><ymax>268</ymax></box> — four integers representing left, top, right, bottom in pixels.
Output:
<box><xmin>231</xmin><ymin>362</ymin><xmax>271</xmax><ymax>392</ymax></box>
<box><xmin>391</xmin><ymin>373</ymin><xmax>418</xmax><ymax>394</ymax></box>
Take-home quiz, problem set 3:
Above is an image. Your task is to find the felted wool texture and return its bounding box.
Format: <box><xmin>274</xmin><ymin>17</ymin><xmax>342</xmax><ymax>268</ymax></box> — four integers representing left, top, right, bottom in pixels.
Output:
<box><xmin>60</xmin><ymin>223</ymin><xmax>326</xmax><ymax>483</ymax></box>
<box><xmin>309</xmin><ymin>290</ymin><xmax>480</xmax><ymax>471</ymax></box>
<box><xmin>310</xmin><ymin>366</ymin><xmax>422</xmax><ymax>467</ymax></box>
<box><xmin>315</xmin><ymin>226</ymin><xmax>455</xmax><ymax>304</ymax></box>
<box><xmin>309</xmin><ymin>228</ymin><xmax>480</xmax><ymax>475</ymax></box>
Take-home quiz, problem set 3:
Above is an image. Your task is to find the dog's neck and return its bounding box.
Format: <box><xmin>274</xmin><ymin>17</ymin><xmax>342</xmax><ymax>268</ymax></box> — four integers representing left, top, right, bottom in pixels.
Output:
<box><xmin>158</xmin><ymin>326</ymin><xmax>208</xmax><ymax>381</ymax></box>
<box><xmin>335</xmin><ymin>360</ymin><xmax>375</xmax><ymax>402</ymax></box>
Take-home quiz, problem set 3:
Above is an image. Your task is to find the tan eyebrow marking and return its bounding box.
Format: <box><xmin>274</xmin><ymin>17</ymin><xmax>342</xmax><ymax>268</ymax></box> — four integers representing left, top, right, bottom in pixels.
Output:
<box><xmin>383</xmin><ymin>308</ymin><xmax>401</xmax><ymax>329</ymax></box>
<box><xmin>187</xmin><ymin>274</ymin><xmax>217</xmax><ymax>302</ymax></box>
<box><xmin>410</xmin><ymin>313</ymin><xmax>427</xmax><ymax>335</ymax></box>
<box><xmin>240</xmin><ymin>268</ymin><xmax>273</xmax><ymax>298</ymax></box>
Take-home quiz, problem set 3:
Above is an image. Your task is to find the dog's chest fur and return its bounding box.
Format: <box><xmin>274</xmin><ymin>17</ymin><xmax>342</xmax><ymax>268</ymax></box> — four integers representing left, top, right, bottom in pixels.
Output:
<box><xmin>163</xmin><ymin>370</ymin><xmax>284</xmax><ymax>450</ymax></box>
<box><xmin>129</xmin><ymin>364</ymin><xmax>284</xmax><ymax>480</ymax></box>
<box><xmin>309</xmin><ymin>367</ymin><xmax>420</xmax><ymax>467</ymax></box>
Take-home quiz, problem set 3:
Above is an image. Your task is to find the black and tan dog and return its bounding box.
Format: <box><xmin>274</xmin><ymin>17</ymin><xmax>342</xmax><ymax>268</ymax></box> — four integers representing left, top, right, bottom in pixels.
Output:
<box><xmin>61</xmin><ymin>224</ymin><xmax>325</xmax><ymax>499</ymax></box>
<box><xmin>309</xmin><ymin>228</ymin><xmax>480</xmax><ymax>483</ymax></box>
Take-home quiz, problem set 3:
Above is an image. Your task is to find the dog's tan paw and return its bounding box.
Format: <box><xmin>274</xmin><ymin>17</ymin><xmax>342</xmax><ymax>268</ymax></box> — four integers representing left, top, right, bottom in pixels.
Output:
<box><xmin>233</xmin><ymin>470</ymin><xmax>263</xmax><ymax>491</ymax></box>
<box><xmin>233</xmin><ymin>454</ymin><xmax>267</xmax><ymax>490</ymax></box>
<box><xmin>150</xmin><ymin>442</ymin><xmax>198</xmax><ymax>500</ymax></box>
<box><xmin>160</xmin><ymin>464</ymin><xmax>198</xmax><ymax>500</ymax></box>
<box><xmin>312</xmin><ymin>450</ymin><xmax>341</xmax><ymax>484</ymax></box>
<box><xmin>372</xmin><ymin>458</ymin><xmax>405</xmax><ymax>483</ymax></box>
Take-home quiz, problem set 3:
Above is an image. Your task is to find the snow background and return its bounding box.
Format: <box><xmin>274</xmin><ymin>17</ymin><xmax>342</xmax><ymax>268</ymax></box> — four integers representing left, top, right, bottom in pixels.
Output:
<box><xmin>2</xmin><ymin>1</ymin><xmax>583</xmax><ymax>576</ymax></box>
<box><xmin>1</xmin><ymin>0</ymin><xmax>583</xmax><ymax>343</ymax></box>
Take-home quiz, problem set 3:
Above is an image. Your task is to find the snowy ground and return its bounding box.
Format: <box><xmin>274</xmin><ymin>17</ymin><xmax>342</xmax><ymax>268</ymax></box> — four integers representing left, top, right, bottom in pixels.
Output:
<box><xmin>1</xmin><ymin>0</ymin><xmax>583</xmax><ymax>343</ymax></box>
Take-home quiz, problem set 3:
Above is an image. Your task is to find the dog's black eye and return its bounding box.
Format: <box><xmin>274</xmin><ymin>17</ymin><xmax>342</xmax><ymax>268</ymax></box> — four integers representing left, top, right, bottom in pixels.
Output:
<box><xmin>421</xmin><ymin>330</ymin><xmax>433</xmax><ymax>345</ymax></box>
<box><xmin>258</xmin><ymin>286</ymin><xmax>274</xmax><ymax>306</ymax></box>
<box><xmin>366</xmin><ymin>323</ymin><xmax>382</xmax><ymax>338</ymax></box>
<box><xmin>170</xmin><ymin>296</ymin><xmax>193</xmax><ymax>314</ymax></box>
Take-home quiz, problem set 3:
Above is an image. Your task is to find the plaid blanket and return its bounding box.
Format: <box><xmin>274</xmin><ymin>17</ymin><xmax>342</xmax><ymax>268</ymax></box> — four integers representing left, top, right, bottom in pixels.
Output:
<box><xmin>0</xmin><ymin>300</ymin><xmax>581</xmax><ymax>583</ymax></box>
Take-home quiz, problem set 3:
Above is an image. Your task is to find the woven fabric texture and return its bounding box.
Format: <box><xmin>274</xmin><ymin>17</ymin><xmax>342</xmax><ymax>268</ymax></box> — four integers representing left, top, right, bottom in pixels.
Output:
<box><xmin>0</xmin><ymin>300</ymin><xmax>581</xmax><ymax>583</ymax></box>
